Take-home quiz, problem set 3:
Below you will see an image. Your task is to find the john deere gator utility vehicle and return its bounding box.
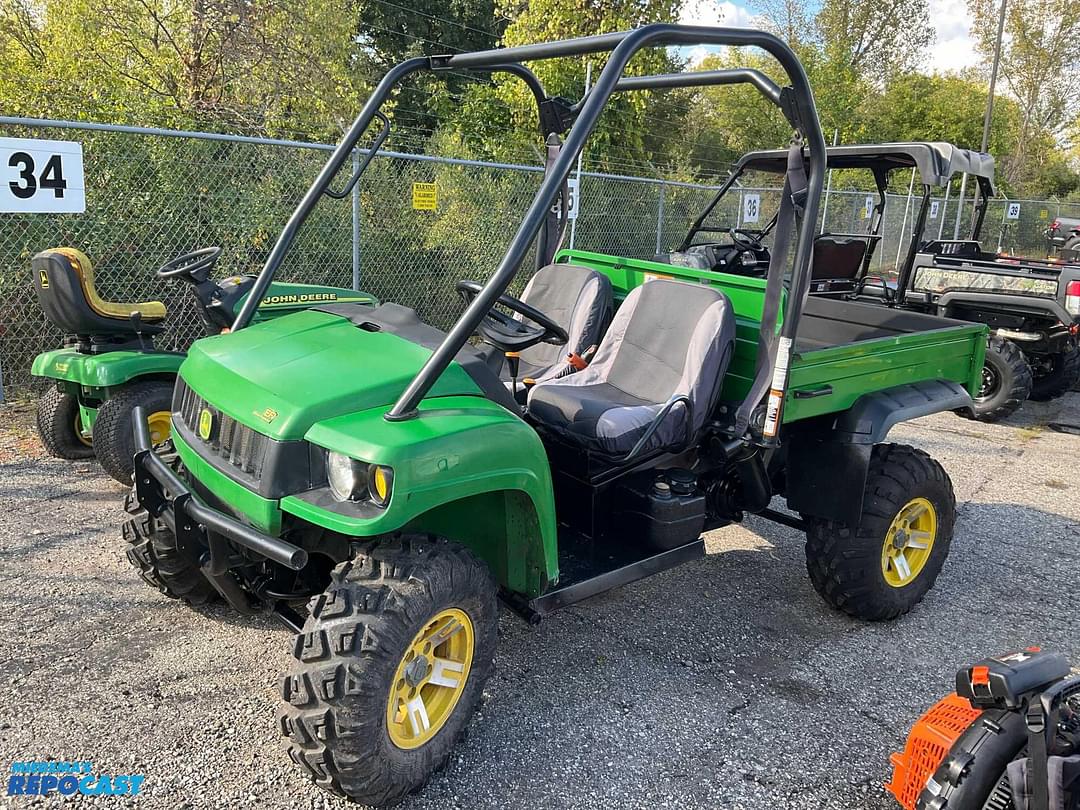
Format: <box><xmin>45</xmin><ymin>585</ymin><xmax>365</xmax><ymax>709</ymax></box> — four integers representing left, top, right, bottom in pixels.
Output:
<box><xmin>122</xmin><ymin>25</ymin><xmax>988</xmax><ymax>805</ymax></box>
<box><xmin>30</xmin><ymin>245</ymin><xmax>376</xmax><ymax>483</ymax></box>
<box><xmin>661</xmin><ymin>144</ymin><xmax>1080</xmax><ymax>422</ymax></box>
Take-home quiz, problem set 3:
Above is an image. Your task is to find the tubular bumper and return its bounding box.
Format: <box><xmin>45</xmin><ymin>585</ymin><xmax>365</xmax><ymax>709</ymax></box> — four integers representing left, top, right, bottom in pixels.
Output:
<box><xmin>131</xmin><ymin>406</ymin><xmax>307</xmax><ymax>572</ymax></box>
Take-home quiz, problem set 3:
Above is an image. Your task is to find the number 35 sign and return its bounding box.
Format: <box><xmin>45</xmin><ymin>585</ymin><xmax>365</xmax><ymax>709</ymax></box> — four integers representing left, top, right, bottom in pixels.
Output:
<box><xmin>0</xmin><ymin>137</ymin><xmax>85</xmax><ymax>213</ymax></box>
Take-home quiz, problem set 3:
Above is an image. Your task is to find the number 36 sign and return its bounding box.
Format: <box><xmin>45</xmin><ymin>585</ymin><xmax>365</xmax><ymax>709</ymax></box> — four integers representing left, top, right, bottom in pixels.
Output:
<box><xmin>0</xmin><ymin>137</ymin><xmax>85</xmax><ymax>213</ymax></box>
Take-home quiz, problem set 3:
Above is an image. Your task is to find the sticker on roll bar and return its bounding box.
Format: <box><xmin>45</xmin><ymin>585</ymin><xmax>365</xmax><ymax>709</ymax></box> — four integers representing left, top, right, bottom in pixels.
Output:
<box><xmin>763</xmin><ymin>336</ymin><xmax>792</xmax><ymax>438</ymax></box>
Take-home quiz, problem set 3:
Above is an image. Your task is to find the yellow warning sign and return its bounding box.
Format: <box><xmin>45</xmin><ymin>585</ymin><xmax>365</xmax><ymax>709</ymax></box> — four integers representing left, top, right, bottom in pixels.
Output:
<box><xmin>1040</xmin><ymin>209</ymin><xmax>1049</xmax><ymax>220</ymax></box>
<box><xmin>412</xmin><ymin>182</ymin><xmax>437</xmax><ymax>211</ymax></box>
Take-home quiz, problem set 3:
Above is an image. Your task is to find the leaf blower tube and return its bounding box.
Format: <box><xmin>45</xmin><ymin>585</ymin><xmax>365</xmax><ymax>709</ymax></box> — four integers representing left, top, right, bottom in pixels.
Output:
<box><xmin>888</xmin><ymin>648</ymin><xmax>1080</xmax><ymax>810</ymax></box>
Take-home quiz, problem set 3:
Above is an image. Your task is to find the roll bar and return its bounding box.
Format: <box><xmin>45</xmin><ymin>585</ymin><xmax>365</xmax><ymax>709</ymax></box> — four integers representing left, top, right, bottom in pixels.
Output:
<box><xmin>230</xmin><ymin>23</ymin><xmax>827</xmax><ymax>441</ymax></box>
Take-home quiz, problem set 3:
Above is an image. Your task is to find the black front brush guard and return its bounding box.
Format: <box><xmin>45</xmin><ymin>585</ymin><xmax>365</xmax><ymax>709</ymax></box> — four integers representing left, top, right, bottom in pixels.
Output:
<box><xmin>131</xmin><ymin>406</ymin><xmax>308</xmax><ymax>612</ymax></box>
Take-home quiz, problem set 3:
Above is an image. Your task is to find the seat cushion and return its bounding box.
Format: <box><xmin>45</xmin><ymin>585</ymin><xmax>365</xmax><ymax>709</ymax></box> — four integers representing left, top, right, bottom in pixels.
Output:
<box><xmin>33</xmin><ymin>249</ymin><xmax>166</xmax><ymax>338</ymax></box>
<box><xmin>527</xmin><ymin>381</ymin><xmax>666</xmax><ymax>453</ymax></box>
<box><xmin>504</xmin><ymin>264</ymin><xmax>612</xmax><ymax>386</ymax></box>
<box><xmin>528</xmin><ymin>279</ymin><xmax>736</xmax><ymax>455</ymax></box>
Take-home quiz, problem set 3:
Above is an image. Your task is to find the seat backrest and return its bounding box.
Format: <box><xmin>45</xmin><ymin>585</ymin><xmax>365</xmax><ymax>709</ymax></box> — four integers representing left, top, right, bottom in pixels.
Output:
<box><xmin>566</xmin><ymin>278</ymin><xmax>736</xmax><ymax>435</ymax></box>
<box><xmin>812</xmin><ymin>235</ymin><xmax>868</xmax><ymax>281</ymax></box>
<box><xmin>32</xmin><ymin>248</ymin><xmax>166</xmax><ymax>338</ymax></box>
<box><xmin>517</xmin><ymin>263</ymin><xmax>613</xmax><ymax>377</ymax></box>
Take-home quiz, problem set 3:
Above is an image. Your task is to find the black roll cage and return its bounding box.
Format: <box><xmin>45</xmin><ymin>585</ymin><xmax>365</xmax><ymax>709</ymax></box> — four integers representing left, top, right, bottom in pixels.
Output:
<box><xmin>683</xmin><ymin>144</ymin><xmax>997</xmax><ymax>301</ymax></box>
<box><xmin>229</xmin><ymin>24</ymin><xmax>827</xmax><ymax>442</ymax></box>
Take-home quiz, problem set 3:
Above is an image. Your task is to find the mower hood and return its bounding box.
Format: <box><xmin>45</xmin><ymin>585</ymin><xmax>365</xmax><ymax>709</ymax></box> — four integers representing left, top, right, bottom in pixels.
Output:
<box><xmin>178</xmin><ymin>305</ymin><xmax>501</xmax><ymax>442</ymax></box>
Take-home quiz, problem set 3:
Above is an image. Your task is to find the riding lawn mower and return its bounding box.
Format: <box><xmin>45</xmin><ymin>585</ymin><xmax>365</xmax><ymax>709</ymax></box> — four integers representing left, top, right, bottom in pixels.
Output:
<box><xmin>890</xmin><ymin>649</ymin><xmax>1079</xmax><ymax>810</ymax></box>
<box><xmin>30</xmin><ymin>245</ymin><xmax>375</xmax><ymax>483</ymax></box>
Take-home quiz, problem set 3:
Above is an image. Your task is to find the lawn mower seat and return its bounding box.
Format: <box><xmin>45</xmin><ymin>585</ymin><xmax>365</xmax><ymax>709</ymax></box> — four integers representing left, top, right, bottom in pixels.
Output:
<box><xmin>32</xmin><ymin>248</ymin><xmax>167</xmax><ymax>337</ymax></box>
<box><xmin>527</xmin><ymin>278</ymin><xmax>736</xmax><ymax>455</ymax></box>
<box><xmin>503</xmin><ymin>263</ymin><xmax>613</xmax><ymax>389</ymax></box>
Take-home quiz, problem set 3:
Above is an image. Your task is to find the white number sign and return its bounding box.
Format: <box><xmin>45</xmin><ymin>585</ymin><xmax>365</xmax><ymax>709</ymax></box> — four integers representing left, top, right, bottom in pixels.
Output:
<box><xmin>0</xmin><ymin>137</ymin><xmax>85</xmax><ymax>213</ymax></box>
<box><xmin>1005</xmin><ymin>202</ymin><xmax>1021</xmax><ymax>220</ymax></box>
<box><xmin>742</xmin><ymin>193</ymin><xmax>761</xmax><ymax>224</ymax></box>
<box><xmin>565</xmin><ymin>177</ymin><xmax>579</xmax><ymax>221</ymax></box>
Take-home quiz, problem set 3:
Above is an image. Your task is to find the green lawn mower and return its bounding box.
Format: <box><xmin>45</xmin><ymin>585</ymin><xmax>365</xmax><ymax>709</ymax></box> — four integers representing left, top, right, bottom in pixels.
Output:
<box><xmin>120</xmin><ymin>25</ymin><xmax>989</xmax><ymax>806</ymax></box>
<box><xmin>889</xmin><ymin>648</ymin><xmax>1079</xmax><ymax>810</ymax></box>
<box><xmin>31</xmin><ymin>245</ymin><xmax>375</xmax><ymax>483</ymax></box>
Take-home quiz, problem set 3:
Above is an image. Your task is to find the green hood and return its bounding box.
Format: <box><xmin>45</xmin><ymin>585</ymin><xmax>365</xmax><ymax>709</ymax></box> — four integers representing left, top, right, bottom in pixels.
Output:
<box><xmin>179</xmin><ymin>308</ymin><xmax>487</xmax><ymax>441</ymax></box>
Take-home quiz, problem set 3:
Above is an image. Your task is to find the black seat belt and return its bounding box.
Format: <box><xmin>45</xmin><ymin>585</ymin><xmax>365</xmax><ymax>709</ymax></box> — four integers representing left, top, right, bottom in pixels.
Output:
<box><xmin>734</xmin><ymin>141</ymin><xmax>807</xmax><ymax>438</ymax></box>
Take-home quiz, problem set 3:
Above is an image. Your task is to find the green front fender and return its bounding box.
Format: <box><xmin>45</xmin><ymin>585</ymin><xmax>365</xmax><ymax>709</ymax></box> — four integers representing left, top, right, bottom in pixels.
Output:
<box><xmin>31</xmin><ymin>348</ymin><xmax>183</xmax><ymax>389</ymax></box>
<box><xmin>287</xmin><ymin>396</ymin><xmax>559</xmax><ymax>596</ymax></box>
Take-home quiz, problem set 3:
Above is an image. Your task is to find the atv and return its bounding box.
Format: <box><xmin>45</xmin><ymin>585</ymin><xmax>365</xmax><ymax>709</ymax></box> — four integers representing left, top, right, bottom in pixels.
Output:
<box><xmin>121</xmin><ymin>25</ymin><xmax>988</xmax><ymax>806</ymax></box>
<box><xmin>30</xmin><ymin>245</ymin><xmax>375</xmax><ymax>483</ymax></box>
<box><xmin>889</xmin><ymin>648</ymin><xmax>1080</xmax><ymax>810</ymax></box>
<box><xmin>663</xmin><ymin>144</ymin><xmax>1080</xmax><ymax>422</ymax></box>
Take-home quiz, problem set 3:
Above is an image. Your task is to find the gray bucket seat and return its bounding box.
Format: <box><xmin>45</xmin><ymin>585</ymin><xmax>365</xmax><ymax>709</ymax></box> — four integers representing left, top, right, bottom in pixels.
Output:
<box><xmin>503</xmin><ymin>263</ymin><xmax>613</xmax><ymax>389</ymax></box>
<box><xmin>526</xmin><ymin>278</ymin><xmax>737</xmax><ymax>455</ymax></box>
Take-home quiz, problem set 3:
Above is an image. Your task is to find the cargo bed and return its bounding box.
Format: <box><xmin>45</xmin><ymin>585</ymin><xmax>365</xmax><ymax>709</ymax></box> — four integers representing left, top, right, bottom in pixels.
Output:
<box><xmin>557</xmin><ymin>249</ymin><xmax>987</xmax><ymax>424</ymax></box>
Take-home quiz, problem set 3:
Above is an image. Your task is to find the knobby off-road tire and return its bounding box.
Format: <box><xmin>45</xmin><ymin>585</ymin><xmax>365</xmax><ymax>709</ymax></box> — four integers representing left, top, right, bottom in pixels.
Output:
<box><xmin>280</xmin><ymin>534</ymin><xmax>498</xmax><ymax>807</ymax></box>
<box><xmin>957</xmin><ymin>336</ymin><xmax>1032</xmax><ymax>423</ymax></box>
<box><xmin>36</xmin><ymin>386</ymin><xmax>95</xmax><ymax>460</ymax></box>
<box><xmin>804</xmin><ymin>443</ymin><xmax>955</xmax><ymax>621</ymax></box>
<box><xmin>93</xmin><ymin>380</ymin><xmax>174</xmax><ymax>484</ymax></box>
<box><xmin>1029</xmin><ymin>346</ymin><xmax>1080</xmax><ymax>401</ymax></box>
<box><xmin>122</xmin><ymin>489</ymin><xmax>217</xmax><ymax>605</ymax></box>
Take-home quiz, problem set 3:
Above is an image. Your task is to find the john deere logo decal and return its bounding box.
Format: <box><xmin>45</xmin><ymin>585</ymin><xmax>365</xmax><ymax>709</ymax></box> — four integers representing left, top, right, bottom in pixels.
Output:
<box><xmin>38</xmin><ymin>269</ymin><xmax>49</xmax><ymax>288</ymax></box>
<box><xmin>197</xmin><ymin>408</ymin><xmax>213</xmax><ymax>440</ymax></box>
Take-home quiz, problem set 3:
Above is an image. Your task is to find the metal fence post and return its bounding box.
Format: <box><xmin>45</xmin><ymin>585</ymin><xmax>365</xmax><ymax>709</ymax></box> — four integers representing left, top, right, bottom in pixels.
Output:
<box><xmin>655</xmin><ymin>181</ymin><xmax>666</xmax><ymax>254</ymax></box>
<box><xmin>351</xmin><ymin>149</ymin><xmax>361</xmax><ymax>290</ymax></box>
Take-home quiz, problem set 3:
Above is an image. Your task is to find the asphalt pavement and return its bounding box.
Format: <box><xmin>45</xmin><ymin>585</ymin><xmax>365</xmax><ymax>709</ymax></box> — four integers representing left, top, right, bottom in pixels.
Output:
<box><xmin>0</xmin><ymin>394</ymin><xmax>1077</xmax><ymax>809</ymax></box>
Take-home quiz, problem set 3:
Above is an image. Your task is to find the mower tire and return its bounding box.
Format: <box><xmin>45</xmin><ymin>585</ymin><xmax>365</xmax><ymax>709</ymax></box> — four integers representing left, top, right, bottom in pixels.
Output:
<box><xmin>36</xmin><ymin>386</ymin><xmax>95</xmax><ymax>459</ymax></box>
<box><xmin>805</xmin><ymin>443</ymin><xmax>954</xmax><ymax>621</ymax></box>
<box><xmin>122</xmin><ymin>489</ymin><xmax>217</xmax><ymax>605</ymax></box>
<box><xmin>956</xmin><ymin>336</ymin><xmax>1031</xmax><ymax>422</ymax></box>
<box><xmin>94</xmin><ymin>380</ymin><xmax>174</xmax><ymax>484</ymax></box>
<box><xmin>1029</xmin><ymin>346</ymin><xmax>1080</xmax><ymax>401</ymax></box>
<box><xmin>280</xmin><ymin>534</ymin><xmax>498</xmax><ymax>807</ymax></box>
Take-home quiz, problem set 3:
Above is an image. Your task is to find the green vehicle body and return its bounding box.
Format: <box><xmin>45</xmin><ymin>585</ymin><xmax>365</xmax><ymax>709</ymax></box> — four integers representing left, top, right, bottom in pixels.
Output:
<box><xmin>168</xmin><ymin>251</ymin><xmax>986</xmax><ymax>598</ymax></box>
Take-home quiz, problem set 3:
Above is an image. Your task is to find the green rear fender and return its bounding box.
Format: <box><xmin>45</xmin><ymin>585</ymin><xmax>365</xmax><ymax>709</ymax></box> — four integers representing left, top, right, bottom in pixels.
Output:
<box><xmin>31</xmin><ymin>348</ymin><xmax>183</xmax><ymax>389</ymax></box>
<box><xmin>286</xmin><ymin>396</ymin><xmax>558</xmax><ymax>597</ymax></box>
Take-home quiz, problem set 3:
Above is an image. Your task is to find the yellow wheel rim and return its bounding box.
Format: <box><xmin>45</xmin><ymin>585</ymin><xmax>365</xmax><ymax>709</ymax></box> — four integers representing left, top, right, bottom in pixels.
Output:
<box><xmin>386</xmin><ymin>607</ymin><xmax>474</xmax><ymax>750</ymax></box>
<box><xmin>881</xmin><ymin>497</ymin><xmax>937</xmax><ymax>588</ymax></box>
<box><xmin>146</xmin><ymin>410</ymin><xmax>172</xmax><ymax>447</ymax></box>
<box><xmin>74</xmin><ymin>412</ymin><xmax>93</xmax><ymax>447</ymax></box>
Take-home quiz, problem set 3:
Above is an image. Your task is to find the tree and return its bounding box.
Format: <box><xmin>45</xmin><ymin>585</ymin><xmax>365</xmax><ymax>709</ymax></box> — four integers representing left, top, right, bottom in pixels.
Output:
<box><xmin>352</xmin><ymin>0</ymin><xmax>508</xmax><ymax>144</ymax></box>
<box><xmin>967</xmin><ymin>0</ymin><xmax>1080</xmax><ymax>189</ymax></box>
<box><xmin>442</xmin><ymin>0</ymin><xmax>685</xmax><ymax>173</ymax></box>
<box><xmin>0</xmin><ymin>0</ymin><xmax>364</xmax><ymax>137</ymax></box>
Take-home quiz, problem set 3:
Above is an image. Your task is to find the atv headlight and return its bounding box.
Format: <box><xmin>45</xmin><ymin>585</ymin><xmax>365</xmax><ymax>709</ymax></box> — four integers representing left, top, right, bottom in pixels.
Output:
<box><xmin>327</xmin><ymin>452</ymin><xmax>369</xmax><ymax>502</ymax></box>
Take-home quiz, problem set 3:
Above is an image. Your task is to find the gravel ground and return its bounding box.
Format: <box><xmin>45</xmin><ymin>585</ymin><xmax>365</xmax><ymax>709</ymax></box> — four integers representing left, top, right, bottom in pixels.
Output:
<box><xmin>1</xmin><ymin>393</ymin><xmax>1078</xmax><ymax>809</ymax></box>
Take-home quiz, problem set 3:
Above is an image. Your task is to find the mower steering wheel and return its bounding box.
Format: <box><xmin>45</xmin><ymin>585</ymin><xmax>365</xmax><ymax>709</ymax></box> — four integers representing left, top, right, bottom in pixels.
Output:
<box><xmin>729</xmin><ymin>228</ymin><xmax>764</xmax><ymax>251</ymax></box>
<box><xmin>157</xmin><ymin>247</ymin><xmax>222</xmax><ymax>282</ymax></box>
<box><xmin>456</xmin><ymin>280</ymin><xmax>568</xmax><ymax>353</ymax></box>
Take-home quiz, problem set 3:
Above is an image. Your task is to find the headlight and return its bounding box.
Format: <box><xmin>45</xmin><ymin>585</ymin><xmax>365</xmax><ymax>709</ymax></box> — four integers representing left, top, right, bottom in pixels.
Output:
<box><xmin>327</xmin><ymin>452</ymin><xmax>369</xmax><ymax>502</ymax></box>
<box><xmin>368</xmin><ymin>464</ymin><xmax>394</xmax><ymax>507</ymax></box>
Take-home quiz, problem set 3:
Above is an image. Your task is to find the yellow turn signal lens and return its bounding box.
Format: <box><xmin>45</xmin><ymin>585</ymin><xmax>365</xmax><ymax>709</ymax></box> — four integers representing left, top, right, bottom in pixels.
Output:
<box><xmin>369</xmin><ymin>465</ymin><xmax>394</xmax><ymax>506</ymax></box>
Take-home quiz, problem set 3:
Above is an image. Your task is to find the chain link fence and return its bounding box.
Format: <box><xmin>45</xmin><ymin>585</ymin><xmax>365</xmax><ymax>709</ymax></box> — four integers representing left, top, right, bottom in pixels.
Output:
<box><xmin>2</xmin><ymin>117</ymin><xmax>1078</xmax><ymax>395</ymax></box>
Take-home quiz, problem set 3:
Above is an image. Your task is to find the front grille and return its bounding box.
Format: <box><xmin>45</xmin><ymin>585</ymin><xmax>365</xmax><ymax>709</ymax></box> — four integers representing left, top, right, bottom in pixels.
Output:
<box><xmin>173</xmin><ymin>378</ymin><xmax>270</xmax><ymax>479</ymax></box>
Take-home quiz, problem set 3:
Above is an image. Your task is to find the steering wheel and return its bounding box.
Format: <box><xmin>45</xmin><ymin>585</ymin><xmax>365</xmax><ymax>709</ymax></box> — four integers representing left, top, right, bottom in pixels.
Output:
<box><xmin>456</xmin><ymin>280</ymin><xmax>568</xmax><ymax>353</ymax></box>
<box><xmin>729</xmin><ymin>228</ymin><xmax>765</xmax><ymax>251</ymax></box>
<box><xmin>156</xmin><ymin>247</ymin><xmax>222</xmax><ymax>282</ymax></box>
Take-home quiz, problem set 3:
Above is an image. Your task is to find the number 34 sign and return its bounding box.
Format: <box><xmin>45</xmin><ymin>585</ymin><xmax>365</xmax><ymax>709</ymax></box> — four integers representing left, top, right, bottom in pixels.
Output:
<box><xmin>1</xmin><ymin>137</ymin><xmax>85</xmax><ymax>213</ymax></box>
